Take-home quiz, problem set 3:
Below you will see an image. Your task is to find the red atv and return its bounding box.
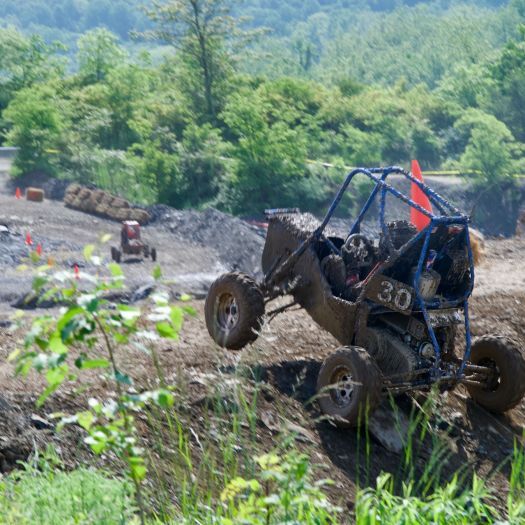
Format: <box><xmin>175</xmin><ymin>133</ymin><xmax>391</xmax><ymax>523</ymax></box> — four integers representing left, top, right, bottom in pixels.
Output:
<box><xmin>111</xmin><ymin>221</ymin><xmax>157</xmax><ymax>263</ymax></box>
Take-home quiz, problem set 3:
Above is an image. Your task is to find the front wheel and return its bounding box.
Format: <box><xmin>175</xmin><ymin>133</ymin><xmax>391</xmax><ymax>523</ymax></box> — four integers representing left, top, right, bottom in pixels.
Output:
<box><xmin>317</xmin><ymin>347</ymin><xmax>382</xmax><ymax>428</ymax></box>
<box><xmin>466</xmin><ymin>335</ymin><xmax>525</xmax><ymax>413</ymax></box>
<box><xmin>205</xmin><ymin>272</ymin><xmax>265</xmax><ymax>350</ymax></box>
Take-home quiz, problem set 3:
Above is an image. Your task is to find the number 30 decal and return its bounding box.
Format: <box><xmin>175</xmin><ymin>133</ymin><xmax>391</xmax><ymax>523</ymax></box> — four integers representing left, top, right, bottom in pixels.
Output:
<box><xmin>378</xmin><ymin>280</ymin><xmax>412</xmax><ymax>311</ymax></box>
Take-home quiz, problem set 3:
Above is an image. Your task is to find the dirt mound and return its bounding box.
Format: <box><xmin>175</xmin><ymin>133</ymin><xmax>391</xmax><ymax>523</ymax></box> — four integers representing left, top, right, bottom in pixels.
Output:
<box><xmin>151</xmin><ymin>206</ymin><xmax>265</xmax><ymax>276</ymax></box>
<box><xmin>64</xmin><ymin>184</ymin><xmax>151</xmax><ymax>225</ymax></box>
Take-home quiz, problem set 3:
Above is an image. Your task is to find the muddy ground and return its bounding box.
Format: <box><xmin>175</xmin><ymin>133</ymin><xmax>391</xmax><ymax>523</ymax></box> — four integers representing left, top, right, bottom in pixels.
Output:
<box><xmin>1</xmin><ymin>162</ymin><xmax>525</xmax><ymax>515</ymax></box>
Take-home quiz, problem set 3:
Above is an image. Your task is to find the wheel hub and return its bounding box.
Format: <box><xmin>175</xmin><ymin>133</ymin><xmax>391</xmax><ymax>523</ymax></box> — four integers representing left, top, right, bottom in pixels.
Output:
<box><xmin>217</xmin><ymin>293</ymin><xmax>239</xmax><ymax>331</ymax></box>
<box><xmin>330</xmin><ymin>366</ymin><xmax>354</xmax><ymax>407</ymax></box>
<box><xmin>479</xmin><ymin>358</ymin><xmax>501</xmax><ymax>391</ymax></box>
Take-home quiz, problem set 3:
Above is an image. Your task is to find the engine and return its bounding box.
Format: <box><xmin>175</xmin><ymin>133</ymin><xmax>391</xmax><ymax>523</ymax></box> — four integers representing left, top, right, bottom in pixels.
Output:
<box><xmin>365</xmin><ymin>312</ymin><xmax>457</xmax><ymax>378</ymax></box>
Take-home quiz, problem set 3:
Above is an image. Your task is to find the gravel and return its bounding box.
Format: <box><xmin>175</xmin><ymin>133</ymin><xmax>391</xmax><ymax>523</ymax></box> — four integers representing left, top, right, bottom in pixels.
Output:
<box><xmin>150</xmin><ymin>206</ymin><xmax>265</xmax><ymax>277</ymax></box>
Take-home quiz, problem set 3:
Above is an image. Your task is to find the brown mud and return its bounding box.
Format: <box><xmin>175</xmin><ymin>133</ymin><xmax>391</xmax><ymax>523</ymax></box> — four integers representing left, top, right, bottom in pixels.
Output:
<box><xmin>0</xmin><ymin>164</ymin><xmax>524</xmax><ymax>513</ymax></box>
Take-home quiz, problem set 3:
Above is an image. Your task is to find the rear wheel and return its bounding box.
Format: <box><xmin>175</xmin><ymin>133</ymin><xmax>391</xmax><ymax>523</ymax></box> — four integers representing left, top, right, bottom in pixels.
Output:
<box><xmin>466</xmin><ymin>335</ymin><xmax>525</xmax><ymax>413</ymax></box>
<box><xmin>317</xmin><ymin>347</ymin><xmax>382</xmax><ymax>427</ymax></box>
<box><xmin>111</xmin><ymin>247</ymin><xmax>121</xmax><ymax>263</ymax></box>
<box><xmin>205</xmin><ymin>272</ymin><xmax>264</xmax><ymax>350</ymax></box>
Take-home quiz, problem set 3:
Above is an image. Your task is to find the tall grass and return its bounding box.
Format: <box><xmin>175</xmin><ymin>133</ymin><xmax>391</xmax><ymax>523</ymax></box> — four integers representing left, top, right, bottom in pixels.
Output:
<box><xmin>138</xmin><ymin>368</ymin><xmax>525</xmax><ymax>524</ymax></box>
<box><xmin>0</xmin><ymin>448</ymin><xmax>134</xmax><ymax>525</ymax></box>
<box><xmin>3</xmin><ymin>374</ymin><xmax>525</xmax><ymax>524</ymax></box>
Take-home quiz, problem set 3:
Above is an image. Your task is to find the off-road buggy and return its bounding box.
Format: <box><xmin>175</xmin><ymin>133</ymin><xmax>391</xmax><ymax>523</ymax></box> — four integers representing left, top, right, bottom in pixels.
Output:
<box><xmin>205</xmin><ymin>167</ymin><xmax>525</xmax><ymax>426</ymax></box>
<box><xmin>111</xmin><ymin>221</ymin><xmax>157</xmax><ymax>263</ymax></box>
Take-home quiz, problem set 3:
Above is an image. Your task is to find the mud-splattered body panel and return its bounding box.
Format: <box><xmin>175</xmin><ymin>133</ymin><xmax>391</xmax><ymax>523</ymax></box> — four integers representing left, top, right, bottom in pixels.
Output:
<box><xmin>262</xmin><ymin>213</ymin><xmax>358</xmax><ymax>345</ymax></box>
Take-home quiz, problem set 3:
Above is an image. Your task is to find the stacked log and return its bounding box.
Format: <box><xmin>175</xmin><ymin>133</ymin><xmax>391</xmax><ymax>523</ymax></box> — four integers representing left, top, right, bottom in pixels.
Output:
<box><xmin>64</xmin><ymin>184</ymin><xmax>150</xmax><ymax>224</ymax></box>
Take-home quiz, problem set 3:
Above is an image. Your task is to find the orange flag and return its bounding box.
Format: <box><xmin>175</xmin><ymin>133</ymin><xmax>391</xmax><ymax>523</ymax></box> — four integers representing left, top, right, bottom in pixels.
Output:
<box><xmin>410</xmin><ymin>160</ymin><xmax>433</xmax><ymax>231</ymax></box>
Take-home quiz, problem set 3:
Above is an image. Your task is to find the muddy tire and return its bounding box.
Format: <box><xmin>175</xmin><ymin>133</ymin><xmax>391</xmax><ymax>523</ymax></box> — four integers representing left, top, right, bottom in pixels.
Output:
<box><xmin>466</xmin><ymin>335</ymin><xmax>525</xmax><ymax>413</ymax></box>
<box><xmin>111</xmin><ymin>247</ymin><xmax>121</xmax><ymax>263</ymax></box>
<box><xmin>205</xmin><ymin>272</ymin><xmax>264</xmax><ymax>350</ymax></box>
<box><xmin>317</xmin><ymin>347</ymin><xmax>382</xmax><ymax>428</ymax></box>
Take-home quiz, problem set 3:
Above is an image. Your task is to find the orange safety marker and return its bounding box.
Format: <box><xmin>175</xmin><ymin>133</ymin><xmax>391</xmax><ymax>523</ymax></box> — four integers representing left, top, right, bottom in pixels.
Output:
<box><xmin>25</xmin><ymin>232</ymin><xmax>33</xmax><ymax>246</ymax></box>
<box><xmin>15</xmin><ymin>187</ymin><xmax>22</xmax><ymax>199</ymax></box>
<box><xmin>410</xmin><ymin>160</ymin><xmax>433</xmax><ymax>231</ymax></box>
<box><xmin>47</xmin><ymin>257</ymin><xmax>54</xmax><ymax>267</ymax></box>
<box><xmin>36</xmin><ymin>243</ymin><xmax>43</xmax><ymax>256</ymax></box>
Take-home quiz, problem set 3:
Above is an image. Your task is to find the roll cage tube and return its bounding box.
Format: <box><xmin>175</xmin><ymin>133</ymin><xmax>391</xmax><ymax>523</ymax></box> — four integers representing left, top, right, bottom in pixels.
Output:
<box><xmin>313</xmin><ymin>167</ymin><xmax>475</xmax><ymax>378</ymax></box>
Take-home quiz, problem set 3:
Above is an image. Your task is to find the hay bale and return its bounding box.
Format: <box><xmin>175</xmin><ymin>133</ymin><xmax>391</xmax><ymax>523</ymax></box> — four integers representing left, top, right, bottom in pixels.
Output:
<box><xmin>61</xmin><ymin>183</ymin><xmax>148</xmax><ymax>224</ymax></box>
<box><xmin>65</xmin><ymin>184</ymin><xmax>82</xmax><ymax>197</ymax></box>
<box><xmin>70</xmin><ymin>196</ymin><xmax>83</xmax><ymax>209</ymax></box>
<box><xmin>112</xmin><ymin>208</ymin><xmax>130</xmax><ymax>221</ymax></box>
<box><xmin>64</xmin><ymin>193</ymin><xmax>75</xmax><ymax>206</ymax></box>
<box><xmin>112</xmin><ymin>197</ymin><xmax>130</xmax><ymax>209</ymax></box>
<box><xmin>96</xmin><ymin>204</ymin><xmax>111</xmax><ymax>216</ymax></box>
<box><xmin>100</xmin><ymin>192</ymin><xmax>114</xmax><ymax>205</ymax></box>
<box><xmin>129</xmin><ymin>209</ymin><xmax>151</xmax><ymax>225</ymax></box>
<box><xmin>77</xmin><ymin>188</ymin><xmax>92</xmax><ymax>201</ymax></box>
<box><xmin>87</xmin><ymin>189</ymin><xmax>106</xmax><ymax>211</ymax></box>
<box><xmin>26</xmin><ymin>187</ymin><xmax>45</xmax><ymax>203</ymax></box>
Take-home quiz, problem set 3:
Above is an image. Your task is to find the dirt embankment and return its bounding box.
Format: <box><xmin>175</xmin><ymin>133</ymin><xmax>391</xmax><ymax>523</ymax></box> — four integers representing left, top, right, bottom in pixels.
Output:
<box><xmin>0</xmin><ymin>160</ymin><xmax>525</xmax><ymax>512</ymax></box>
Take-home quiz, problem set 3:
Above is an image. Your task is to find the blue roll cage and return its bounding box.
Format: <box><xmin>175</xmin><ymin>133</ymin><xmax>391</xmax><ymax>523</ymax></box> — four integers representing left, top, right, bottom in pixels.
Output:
<box><xmin>316</xmin><ymin>166</ymin><xmax>475</xmax><ymax>378</ymax></box>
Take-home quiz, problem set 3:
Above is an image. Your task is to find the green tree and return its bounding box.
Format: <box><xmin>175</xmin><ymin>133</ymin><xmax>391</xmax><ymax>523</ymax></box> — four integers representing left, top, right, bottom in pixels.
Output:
<box><xmin>486</xmin><ymin>26</ymin><xmax>525</xmax><ymax>142</ymax></box>
<box><xmin>0</xmin><ymin>27</ymin><xmax>64</xmax><ymax>117</ymax></box>
<box><xmin>145</xmin><ymin>0</ymin><xmax>251</xmax><ymax>122</ymax></box>
<box><xmin>4</xmin><ymin>85</ymin><xmax>65</xmax><ymax>176</ymax></box>
<box><xmin>77</xmin><ymin>28</ymin><xmax>126</xmax><ymax>84</ymax></box>
<box><xmin>221</xmin><ymin>90</ymin><xmax>309</xmax><ymax>213</ymax></box>
<box><xmin>456</xmin><ymin>109</ymin><xmax>519</xmax><ymax>182</ymax></box>
<box><xmin>455</xmin><ymin>109</ymin><xmax>522</xmax><ymax>236</ymax></box>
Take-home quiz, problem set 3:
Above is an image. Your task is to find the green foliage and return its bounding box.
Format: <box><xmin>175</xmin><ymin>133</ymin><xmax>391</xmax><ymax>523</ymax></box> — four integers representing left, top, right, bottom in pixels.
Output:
<box><xmin>355</xmin><ymin>472</ymin><xmax>496</xmax><ymax>524</ymax></box>
<box><xmin>2</xmin><ymin>0</ymin><xmax>525</xmax><ymax>228</ymax></box>
<box><xmin>456</xmin><ymin>108</ymin><xmax>520</xmax><ymax>183</ymax></box>
<box><xmin>0</xmin><ymin>457</ymin><xmax>134</xmax><ymax>525</ymax></box>
<box><xmin>0</xmin><ymin>27</ymin><xmax>64</xmax><ymax>114</ymax></box>
<box><xmin>486</xmin><ymin>25</ymin><xmax>525</xmax><ymax>142</ymax></box>
<box><xmin>3</xmin><ymin>84</ymin><xmax>64</xmax><ymax>176</ymax></box>
<box><xmin>12</xmin><ymin>245</ymin><xmax>192</xmax><ymax>523</ymax></box>
<box><xmin>221</xmin><ymin>89</ymin><xmax>311</xmax><ymax>213</ymax></box>
<box><xmin>77</xmin><ymin>28</ymin><xmax>127</xmax><ymax>84</ymax></box>
<box><xmin>217</xmin><ymin>453</ymin><xmax>340</xmax><ymax>524</ymax></box>
<box><xmin>144</xmin><ymin>0</ymin><xmax>245</xmax><ymax>122</ymax></box>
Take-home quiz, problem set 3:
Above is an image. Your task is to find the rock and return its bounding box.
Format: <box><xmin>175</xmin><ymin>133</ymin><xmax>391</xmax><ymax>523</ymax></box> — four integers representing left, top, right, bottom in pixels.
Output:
<box><xmin>282</xmin><ymin>419</ymin><xmax>317</xmax><ymax>444</ymax></box>
<box><xmin>130</xmin><ymin>284</ymin><xmax>155</xmax><ymax>303</ymax></box>
<box><xmin>30</xmin><ymin>414</ymin><xmax>54</xmax><ymax>431</ymax></box>
<box><xmin>260</xmin><ymin>410</ymin><xmax>280</xmax><ymax>431</ymax></box>
<box><xmin>150</xmin><ymin>206</ymin><xmax>265</xmax><ymax>277</ymax></box>
<box><xmin>0</xmin><ymin>395</ymin><xmax>13</xmax><ymax>412</ymax></box>
<box><xmin>369</xmin><ymin>401</ymin><xmax>409</xmax><ymax>454</ymax></box>
<box><xmin>450</xmin><ymin>411</ymin><xmax>464</xmax><ymax>426</ymax></box>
